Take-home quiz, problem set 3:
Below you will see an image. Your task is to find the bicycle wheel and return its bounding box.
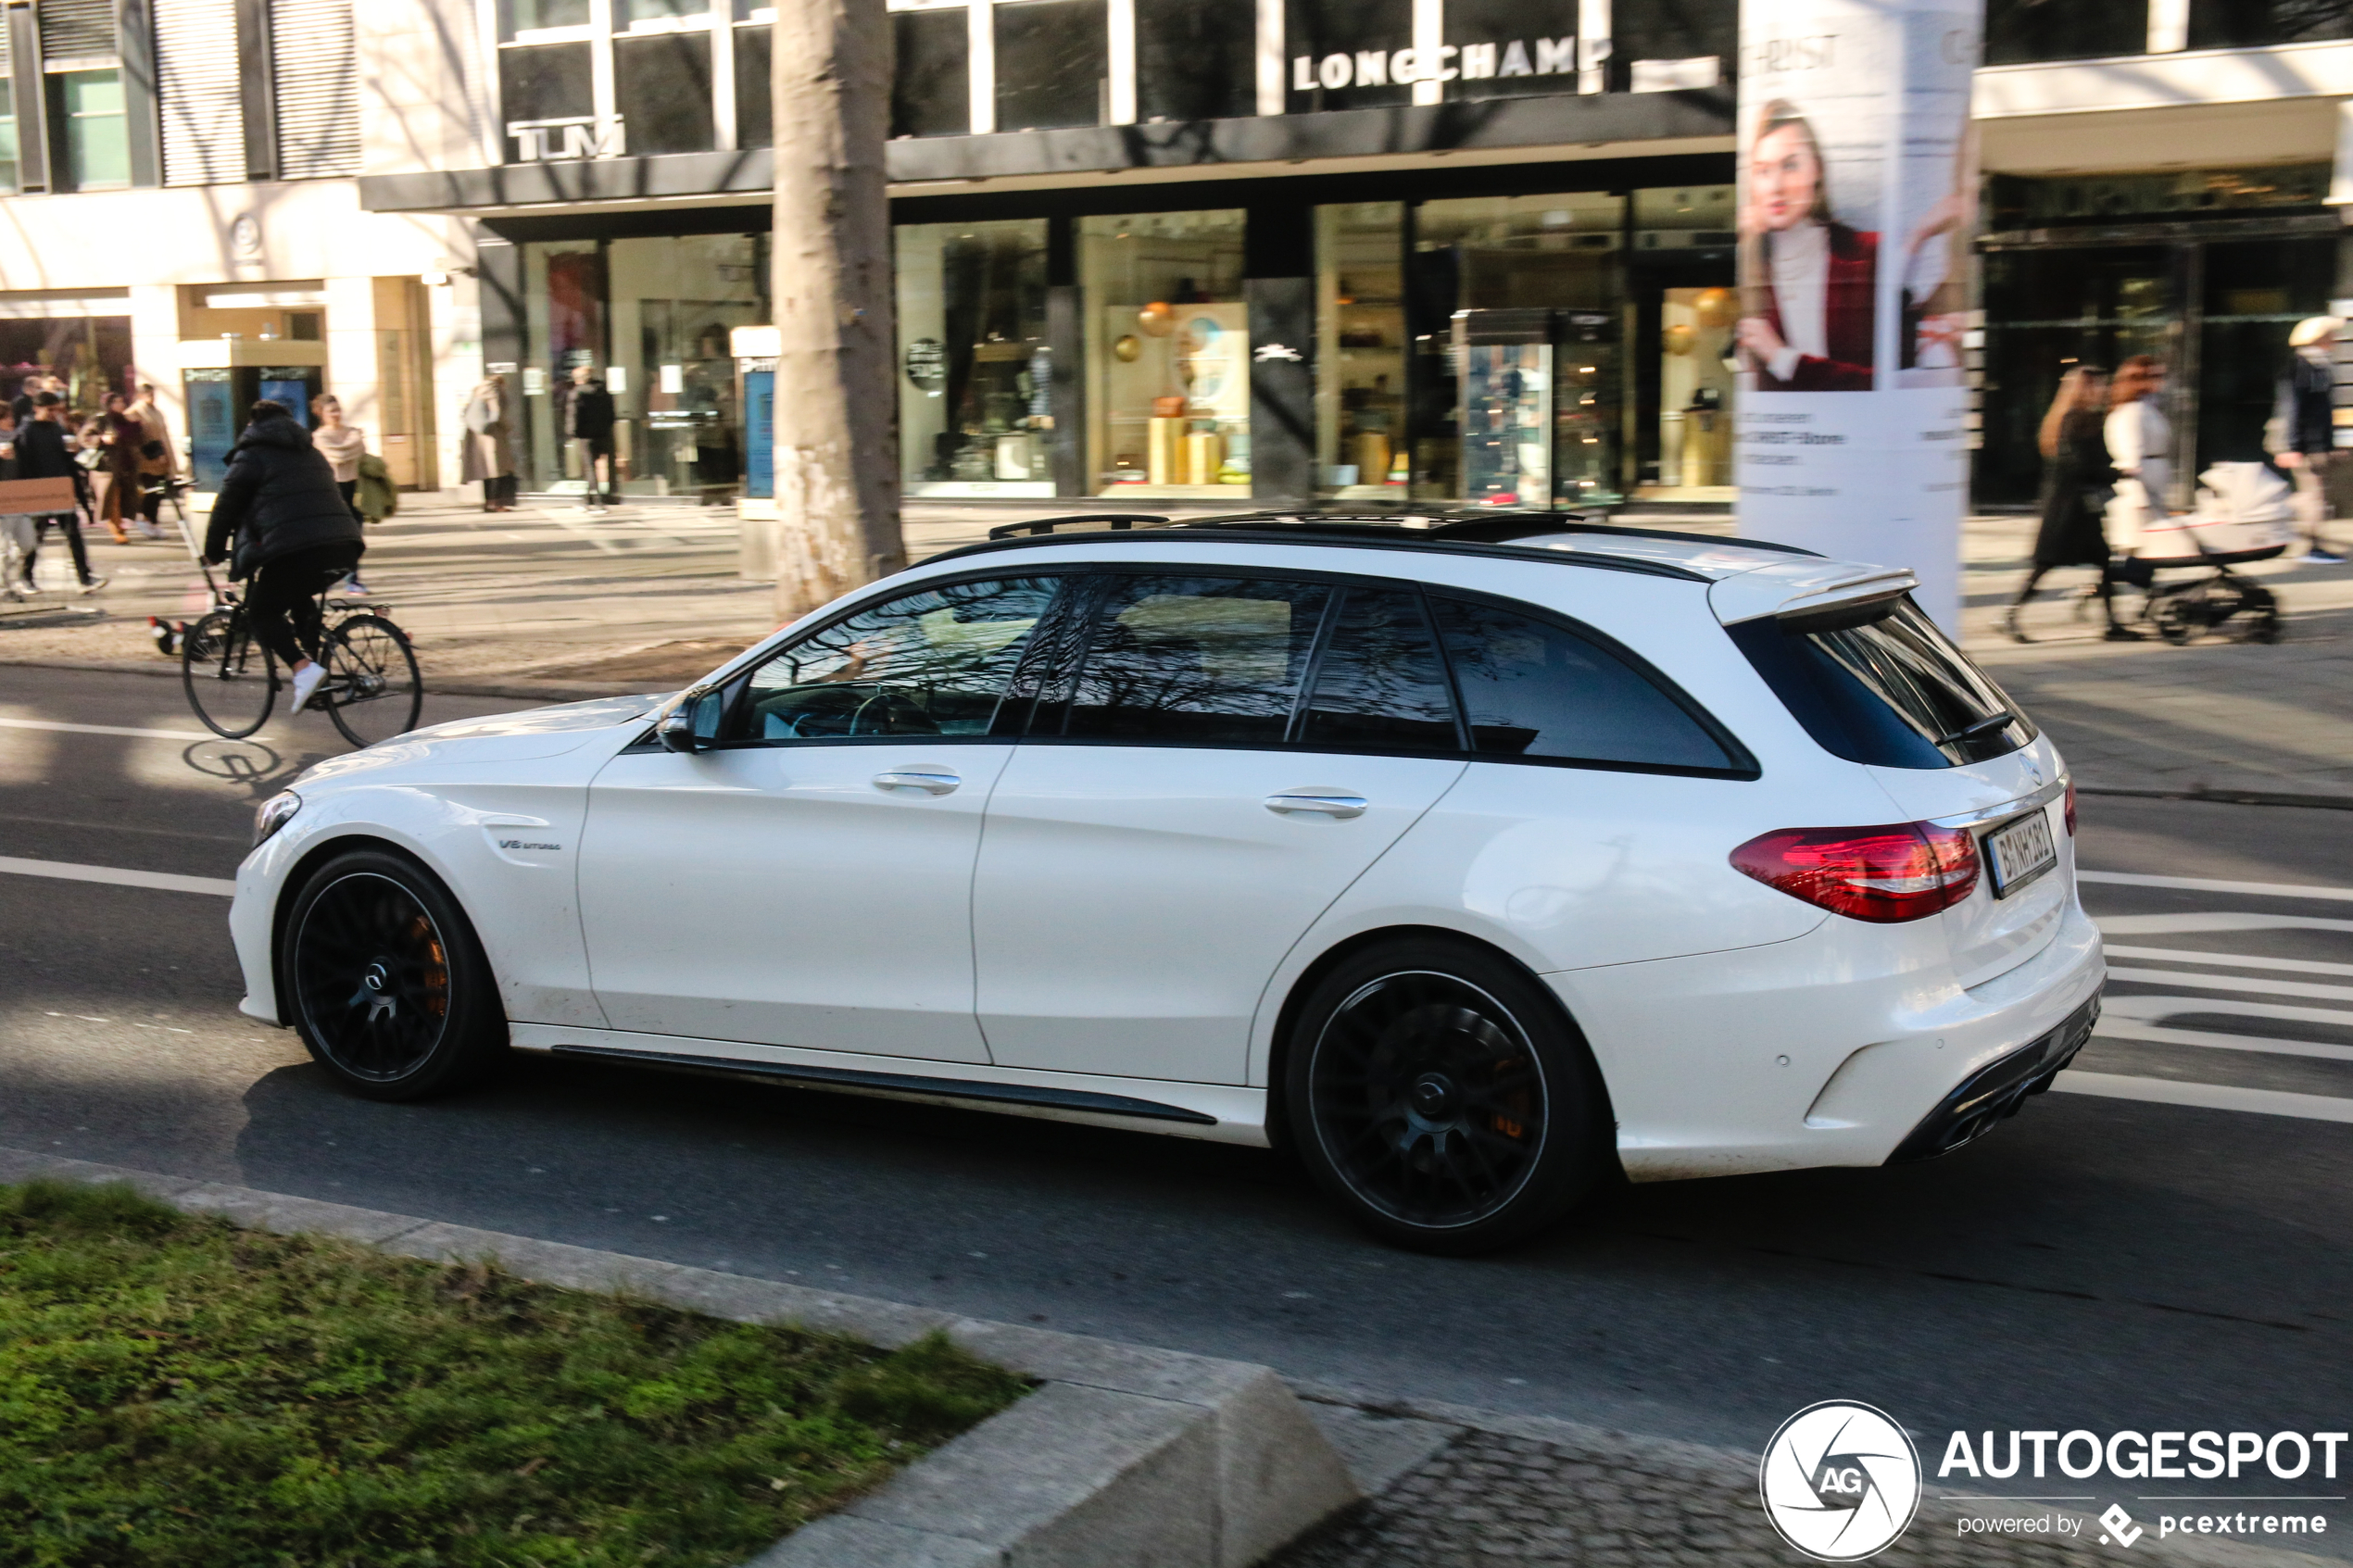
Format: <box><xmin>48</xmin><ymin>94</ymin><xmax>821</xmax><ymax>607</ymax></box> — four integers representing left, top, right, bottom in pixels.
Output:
<box><xmin>180</xmin><ymin>608</ymin><xmax>276</xmax><ymax>739</ymax></box>
<box><xmin>323</xmin><ymin>613</ymin><xmax>422</xmax><ymax>748</ymax></box>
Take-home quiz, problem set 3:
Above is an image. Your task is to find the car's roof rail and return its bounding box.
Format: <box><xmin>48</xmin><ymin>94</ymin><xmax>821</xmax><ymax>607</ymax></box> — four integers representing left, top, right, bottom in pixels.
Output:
<box><xmin>986</xmin><ymin>513</ymin><xmax>1170</xmax><ymax>540</ymax></box>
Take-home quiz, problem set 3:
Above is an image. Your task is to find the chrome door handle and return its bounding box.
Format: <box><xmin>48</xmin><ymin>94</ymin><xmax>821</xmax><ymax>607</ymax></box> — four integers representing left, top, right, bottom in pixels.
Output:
<box><xmin>1265</xmin><ymin>791</ymin><xmax>1368</xmax><ymax>820</ymax></box>
<box><xmin>873</xmin><ymin>770</ymin><xmax>961</xmax><ymax>796</ymax></box>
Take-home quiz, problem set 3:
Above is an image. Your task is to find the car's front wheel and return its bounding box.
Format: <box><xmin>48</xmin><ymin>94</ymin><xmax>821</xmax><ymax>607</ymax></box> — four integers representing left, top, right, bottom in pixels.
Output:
<box><xmin>281</xmin><ymin>847</ymin><xmax>508</xmax><ymax>1100</ymax></box>
<box><xmin>1285</xmin><ymin>937</ymin><xmax>1610</xmax><ymax>1254</ymax></box>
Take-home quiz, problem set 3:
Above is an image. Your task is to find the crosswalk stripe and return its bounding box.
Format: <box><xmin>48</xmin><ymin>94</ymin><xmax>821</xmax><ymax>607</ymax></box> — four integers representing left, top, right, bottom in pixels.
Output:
<box><xmin>0</xmin><ymin>856</ymin><xmax>236</xmax><ymax>897</ymax></box>
<box><xmin>2080</xmin><ymin>871</ymin><xmax>2353</xmax><ymax>902</ymax></box>
<box><xmin>0</xmin><ymin>716</ymin><xmax>218</xmax><ymax>743</ymax></box>
<box><xmin>2105</xmin><ymin>966</ymin><xmax>2353</xmax><ymax>1004</ymax></box>
<box><xmin>2095</xmin><ymin>1016</ymin><xmax>2353</xmax><ymax>1065</ymax></box>
<box><xmin>2103</xmin><ymin>943</ymin><xmax>2353</xmax><ymax>977</ymax></box>
<box><xmin>2055</xmin><ymin>1071</ymin><xmax>2353</xmax><ymax>1125</ymax></box>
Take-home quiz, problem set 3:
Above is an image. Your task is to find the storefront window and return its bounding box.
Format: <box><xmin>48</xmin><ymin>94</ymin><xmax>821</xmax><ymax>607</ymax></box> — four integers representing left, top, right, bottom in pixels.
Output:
<box><xmin>1632</xmin><ymin>185</ymin><xmax>1735</xmax><ymax>499</ymax></box>
<box><xmin>1080</xmin><ymin>209</ymin><xmax>1250</xmax><ymax>496</ymax></box>
<box><xmin>614</xmin><ymin>31</ymin><xmax>715</xmax><ymax>155</ymax></box>
<box><xmin>0</xmin><ymin>314</ymin><xmax>132</xmax><ymax>414</ymax></box>
<box><xmin>1285</xmin><ymin>0</ymin><xmax>1412</xmax><ymax>113</ymax></box>
<box><xmin>1983</xmin><ymin>0</ymin><xmax>2146</xmax><ymax>64</ymax></box>
<box><xmin>521</xmin><ymin>241</ymin><xmax>606</xmax><ymax>491</ymax></box>
<box><xmin>995</xmin><ymin>0</ymin><xmax>1106</xmax><ymax>131</ymax></box>
<box><xmin>1977</xmin><ymin>246</ymin><xmax>2173</xmax><ymax>506</ymax></box>
<box><xmin>1315</xmin><ymin>203</ymin><xmax>1408</xmax><ymax>499</ymax></box>
<box><xmin>891</xmin><ymin>4</ymin><xmax>971</xmax><ymax>137</ymax></box>
<box><xmin>1411</xmin><ymin>194</ymin><xmax>1623</xmax><ymax>508</ymax></box>
<box><xmin>612</xmin><ymin>234</ymin><xmax>766</xmax><ymax>496</ymax></box>
<box><xmin>1137</xmin><ymin>0</ymin><xmax>1255</xmax><ymax>122</ymax></box>
<box><xmin>896</xmin><ymin>220</ymin><xmax>1051</xmax><ymax>496</ymax></box>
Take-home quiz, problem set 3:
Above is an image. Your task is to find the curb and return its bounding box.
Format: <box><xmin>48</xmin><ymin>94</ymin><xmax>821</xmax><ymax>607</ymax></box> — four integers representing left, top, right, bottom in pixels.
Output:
<box><xmin>0</xmin><ymin>1148</ymin><xmax>1360</xmax><ymax>1567</ymax></box>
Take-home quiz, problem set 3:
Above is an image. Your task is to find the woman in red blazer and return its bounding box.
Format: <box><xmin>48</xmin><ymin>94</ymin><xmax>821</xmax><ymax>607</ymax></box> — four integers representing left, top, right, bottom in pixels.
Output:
<box><xmin>1736</xmin><ymin>102</ymin><xmax>1878</xmax><ymax>393</ymax></box>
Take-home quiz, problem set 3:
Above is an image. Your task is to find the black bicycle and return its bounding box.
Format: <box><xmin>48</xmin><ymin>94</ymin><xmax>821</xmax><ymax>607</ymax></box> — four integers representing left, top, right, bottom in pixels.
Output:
<box><xmin>167</xmin><ymin>483</ymin><xmax>421</xmax><ymax>747</ymax></box>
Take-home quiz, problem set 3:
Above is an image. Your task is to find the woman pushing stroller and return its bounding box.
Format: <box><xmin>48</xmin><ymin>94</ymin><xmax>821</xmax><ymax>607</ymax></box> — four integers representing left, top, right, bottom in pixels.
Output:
<box><xmin>2004</xmin><ymin>359</ymin><xmax>2153</xmax><ymax>642</ymax></box>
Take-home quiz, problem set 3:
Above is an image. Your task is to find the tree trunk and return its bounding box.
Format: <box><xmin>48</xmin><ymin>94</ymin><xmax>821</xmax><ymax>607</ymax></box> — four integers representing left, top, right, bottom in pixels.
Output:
<box><xmin>770</xmin><ymin>0</ymin><xmax>902</xmax><ymax>620</ymax></box>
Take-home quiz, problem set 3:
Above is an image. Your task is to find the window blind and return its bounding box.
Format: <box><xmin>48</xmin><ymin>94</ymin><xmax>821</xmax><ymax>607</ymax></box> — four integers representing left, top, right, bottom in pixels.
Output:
<box><xmin>38</xmin><ymin>0</ymin><xmax>117</xmax><ymax>60</ymax></box>
<box><xmin>156</xmin><ymin>0</ymin><xmax>244</xmax><ymax>184</ymax></box>
<box><xmin>270</xmin><ymin>0</ymin><xmax>359</xmax><ymax>178</ymax></box>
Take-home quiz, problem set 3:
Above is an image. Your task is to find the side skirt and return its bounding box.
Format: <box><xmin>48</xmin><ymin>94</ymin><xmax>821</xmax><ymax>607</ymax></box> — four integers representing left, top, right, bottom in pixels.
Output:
<box><xmin>508</xmin><ymin>1023</ymin><xmax>1272</xmax><ymax>1147</ymax></box>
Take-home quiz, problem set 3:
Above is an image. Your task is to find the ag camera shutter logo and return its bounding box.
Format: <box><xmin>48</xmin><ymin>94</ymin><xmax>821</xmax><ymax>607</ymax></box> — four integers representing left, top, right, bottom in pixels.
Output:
<box><xmin>1760</xmin><ymin>1401</ymin><xmax>1923</xmax><ymax>1561</ymax></box>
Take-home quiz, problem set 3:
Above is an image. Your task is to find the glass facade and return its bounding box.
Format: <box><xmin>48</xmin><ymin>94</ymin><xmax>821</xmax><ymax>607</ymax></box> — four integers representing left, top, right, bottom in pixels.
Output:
<box><xmin>1082</xmin><ymin>209</ymin><xmax>1251</xmax><ymax>496</ymax></box>
<box><xmin>1983</xmin><ymin>0</ymin><xmax>2146</xmax><ymax>64</ymax></box>
<box><xmin>518</xmin><ymin>233</ymin><xmax>769</xmax><ymax>497</ymax></box>
<box><xmin>57</xmin><ymin>69</ymin><xmax>128</xmax><ymax>191</ymax></box>
<box><xmin>895</xmin><ymin>219</ymin><xmax>1052</xmax><ymax>496</ymax></box>
<box><xmin>1315</xmin><ymin>204</ymin><xmax>1408</xmax><ymax>499</ymax></box>
<box><xmin>0</xmin><ymin>315</ymin><xmax>133</xmax><ymax>411</ymax></box>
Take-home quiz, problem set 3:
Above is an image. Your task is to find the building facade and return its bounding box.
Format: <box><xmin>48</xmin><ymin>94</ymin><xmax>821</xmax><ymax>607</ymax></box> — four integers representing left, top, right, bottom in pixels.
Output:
<box><xmin>0</xmin><ymin>0</ymin><xmax>2347</xmax><ymax>523</ymax></box>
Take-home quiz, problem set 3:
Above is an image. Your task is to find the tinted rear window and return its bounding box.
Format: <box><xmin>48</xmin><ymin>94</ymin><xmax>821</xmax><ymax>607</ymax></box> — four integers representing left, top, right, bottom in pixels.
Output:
<box><xmin>1429</xmin><ymin>596</ymin><xmax>1743</xmax><ymax>773</ymax></box>
<box><xmin>1728</xmin><ymin>597</ymin><xmax>2036</xmax><ymax>769</ymax></box>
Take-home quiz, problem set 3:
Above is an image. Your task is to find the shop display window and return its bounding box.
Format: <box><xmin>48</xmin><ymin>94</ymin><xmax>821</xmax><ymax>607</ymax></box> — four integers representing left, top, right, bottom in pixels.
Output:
<box><xmin>1411</xmin><ymin>194</ymin><xmax>1624</xmax><ymax>508</ymax></box>
<box><xmin>521</xmin><ymin>241</ymin><xmax>607</xmax><ymax>490</ymax></box>
<box><xmin>1315</xmin><ymin>203</ymin><xmax>1409</xmax><ymax>500</ymax></box>
<box><xmin>1284</xmin><ymin>0</ymin><xmax>1413</xmax><ymax>113</ymax></box>
<box><xmin>1136</xmin><ymin>0</ymin><xmax>1256</xmax><ymax>122</ymax></box>
<box><xmin>610</xmin><ymin>234</ymin><xmax>767</xmax><ymax>497</ymax></box>
<box><xmin>891</xmin><ymin>6</ymin><xmax>972</xmax><ymax>138</ymax></box>
<box><xmin>614</xmin><ymin>32</ymin><xmax>716</xmax><ymax>156</ymax></box>
<box><xmin>1079</xmin><ymin>210</ymin><xmax>1250</xmax><ymax>497</ymax></box>
<box><xmin>896</xmin><ymin>220</ymin><xmax>1052</xmax><ymax>497</ymax></box>
<box><xmin>995</xmin><ymin>0</ymin><xmax>1107</xmax><ymax>132</ymax></box>
<box><xmin>1632</xmin><ymin>185</ymin><xmax>1736</xmax><ymax>501</ymax></box>
<box><xmin>0</xmin><ymin>314</ymin><xmax>132</xmax><ymax>414</ymax></box>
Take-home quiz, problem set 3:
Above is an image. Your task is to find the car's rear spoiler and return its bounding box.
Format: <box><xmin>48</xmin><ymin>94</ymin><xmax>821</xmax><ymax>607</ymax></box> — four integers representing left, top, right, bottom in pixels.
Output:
<box><xmin>1707</xmin><ymin>559</ymin><xmax>1919</xmax><ymax>626</ymax></box>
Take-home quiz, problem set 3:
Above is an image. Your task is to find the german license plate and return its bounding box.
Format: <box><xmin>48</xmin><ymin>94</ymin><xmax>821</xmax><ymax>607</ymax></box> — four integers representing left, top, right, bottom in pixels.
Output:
<box><xmin>1985</xmin><ymin>809</ymin><xmax>2057</xmax><ymax>897</ymax></box>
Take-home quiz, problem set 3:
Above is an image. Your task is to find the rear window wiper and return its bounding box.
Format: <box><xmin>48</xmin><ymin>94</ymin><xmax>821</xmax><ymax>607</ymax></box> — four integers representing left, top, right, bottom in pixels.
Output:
<box><xmin>1931</xmin><ymin>713</ymin><xmax>2016</xmax><ymax>747</ymax></box>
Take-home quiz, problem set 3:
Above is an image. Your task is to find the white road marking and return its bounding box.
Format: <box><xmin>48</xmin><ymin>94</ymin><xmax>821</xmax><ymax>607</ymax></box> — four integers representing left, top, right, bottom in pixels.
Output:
<box><xmin>0</xmin><ymin>716</ymin><xmax>217</xmax><ymax>743</ymax></box>
<box><xmin>2054</xmin><ymin>1071</ymin><xmax>2353</xmax><ymax>1125</ymax></box>
<box><xmin>2106</xmin><ymin>966</ymin><xmax>2353</xmax><ymax>1004</ymax></box>
<box><xmin>0</xmin><ymin>856</ymin><xmax>235</xmax><ymax>897</ymax></box>
<box><xmin>2099</xmin><ymin>912</ymin><xmax>2353</xmax><ymax>937</ymax></box>
<box><xmin>2105</xmin><ymin>945</ymin><xmax>2353</xmax><ymax>978</ymax></box>
<box><xmin>2080</xmin><ymin>870</ymin><xmax>2353</xmax><ymax>902</ymax></box>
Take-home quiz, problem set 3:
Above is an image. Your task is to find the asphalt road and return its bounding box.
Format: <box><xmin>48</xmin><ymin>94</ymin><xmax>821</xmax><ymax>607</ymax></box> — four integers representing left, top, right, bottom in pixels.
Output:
<box><xmin>5</xmin><ymin>663</ymin><xmax>2349</xmax><ymax>1543</ymax></box>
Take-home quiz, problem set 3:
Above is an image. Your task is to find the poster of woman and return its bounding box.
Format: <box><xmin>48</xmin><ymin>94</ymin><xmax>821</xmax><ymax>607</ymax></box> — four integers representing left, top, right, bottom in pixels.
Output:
<box><xmin>1736</xmin><ymin>100</ymin><xmax>1879</xmax><ymax>392</ymax></box>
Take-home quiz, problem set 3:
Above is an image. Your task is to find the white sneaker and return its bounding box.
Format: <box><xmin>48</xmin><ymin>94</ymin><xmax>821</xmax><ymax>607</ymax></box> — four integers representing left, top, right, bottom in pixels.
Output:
<box><xmin>344</xmin><ymin>578</ymin><xmax>369</xmax><ymax>596</ymax></box>
<box><xmin>289</xmin><ymin>662</ymin><xmax>328</xmax><ymax>713</ymax></box>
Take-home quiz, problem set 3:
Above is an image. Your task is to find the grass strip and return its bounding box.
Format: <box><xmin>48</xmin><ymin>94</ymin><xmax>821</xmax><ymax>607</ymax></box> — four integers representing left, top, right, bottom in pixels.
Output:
<box><xmin>0</xmin><ymin>1179</ymin><xmax>1026</xmax><ymax>1567</ymax></box>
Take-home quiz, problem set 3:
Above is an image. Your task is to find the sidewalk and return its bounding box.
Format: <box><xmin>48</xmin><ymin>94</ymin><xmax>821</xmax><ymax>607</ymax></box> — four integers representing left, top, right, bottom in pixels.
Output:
<box><xmin>4</xmin><ymin>499</ymin><xmax>2348</xmax><ymax>800</ymax></box>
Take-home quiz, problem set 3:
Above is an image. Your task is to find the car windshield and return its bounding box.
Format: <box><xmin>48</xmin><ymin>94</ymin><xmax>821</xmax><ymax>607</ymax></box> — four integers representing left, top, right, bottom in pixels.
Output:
<box><xmin>1728</xmin><ymin>597</ymin><xmax>2034</xmax><ymax>769</ymax></box>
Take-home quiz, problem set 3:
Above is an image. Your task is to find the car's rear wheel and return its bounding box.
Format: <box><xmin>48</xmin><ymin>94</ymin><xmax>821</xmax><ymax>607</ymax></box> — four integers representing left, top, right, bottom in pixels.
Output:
<box><xmin>1285</xmin><ymin>937</ymin><xmax>1609</xmax><ymax>1254</ymax></box>
<box><xmin>281</xmin><ymin>848</ymin><xmax>507</xmax><ymax>1100</ymax></box>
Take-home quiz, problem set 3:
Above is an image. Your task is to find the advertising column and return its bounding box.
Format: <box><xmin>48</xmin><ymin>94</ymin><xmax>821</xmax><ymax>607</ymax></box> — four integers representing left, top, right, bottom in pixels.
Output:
<box><xmin>1734</xmin><ymin>0</ymin><xmax>1979</xmax><ymax>627</ymax></box>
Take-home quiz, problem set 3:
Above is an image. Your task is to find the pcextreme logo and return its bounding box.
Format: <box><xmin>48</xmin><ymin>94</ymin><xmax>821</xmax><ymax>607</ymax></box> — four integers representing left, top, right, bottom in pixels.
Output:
<box><xmin>1759</xmin><ymin>1401</ymin><xmax>1924</xmax><ymax>1561</ymax></box>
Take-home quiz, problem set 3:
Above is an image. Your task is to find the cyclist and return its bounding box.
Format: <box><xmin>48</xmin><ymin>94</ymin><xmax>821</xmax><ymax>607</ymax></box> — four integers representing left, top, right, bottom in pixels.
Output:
<box><xmin>201</xmin><ymin>400</ymin><xmax>365</xmax><ymax>714</ymax></box>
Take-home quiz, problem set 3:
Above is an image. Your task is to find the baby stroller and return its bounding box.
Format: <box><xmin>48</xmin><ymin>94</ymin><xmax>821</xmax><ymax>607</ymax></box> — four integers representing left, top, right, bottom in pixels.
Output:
<box><xmin>2121</xmin><ymin>462</ymin><xmax>2294</xmax><ymax>644</ymax></box>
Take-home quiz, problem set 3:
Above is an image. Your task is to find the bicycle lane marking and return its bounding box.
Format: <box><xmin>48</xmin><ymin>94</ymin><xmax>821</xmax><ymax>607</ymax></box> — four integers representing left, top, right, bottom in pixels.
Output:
<box><xmin>0</xmin><ymin>717</ymin><xmax>216</xmax><ymax>743</ymax></box>
<box><xmin>0</xmin><ymin>855</ymin><xmax>234</xmax><ymax>897</ymax></box>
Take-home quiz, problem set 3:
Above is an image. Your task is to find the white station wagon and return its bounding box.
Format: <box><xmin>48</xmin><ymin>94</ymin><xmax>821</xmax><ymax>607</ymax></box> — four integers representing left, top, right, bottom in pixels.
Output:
<box><xmin>232</xmin><ymin>515</ymin><xmax>2105</xmax><ymax>1252</ymax></box>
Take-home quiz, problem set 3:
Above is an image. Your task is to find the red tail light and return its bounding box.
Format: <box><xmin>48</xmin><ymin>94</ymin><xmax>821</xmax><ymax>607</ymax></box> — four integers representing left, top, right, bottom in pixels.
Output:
<box><xmin>1730</xmin><ymin>822</ymin><xmax>1981</xmax><ymax>923</ymax></box>
<box><xmin>2063</xmin><ymin>779</ymin><xmax>2077</xmax><ymax>836</ymax></box>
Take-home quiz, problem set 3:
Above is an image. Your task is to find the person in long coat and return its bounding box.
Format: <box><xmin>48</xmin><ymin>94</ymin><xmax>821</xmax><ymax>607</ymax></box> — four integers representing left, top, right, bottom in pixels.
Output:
<box><xmin>459</xmin><ymin>374</ymin><xmax>516</xmax><ymax>512</ymax></box>
<box><xmin>2003</xmin><ymin>364</ymin><xmax>2136</xmax><ymax>641</ymax></box>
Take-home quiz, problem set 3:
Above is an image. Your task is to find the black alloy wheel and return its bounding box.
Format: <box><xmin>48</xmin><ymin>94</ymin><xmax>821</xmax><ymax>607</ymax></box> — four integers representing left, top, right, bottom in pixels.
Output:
<box><xmin>283</xmin><ymin>849</ymin><xmax>506</xmax><ymax>1100</ymax></box>
<box><xmin>1286</xmin><ymin>938</ymin><xmax>1608</xmax><ymax>1253</ymax></box>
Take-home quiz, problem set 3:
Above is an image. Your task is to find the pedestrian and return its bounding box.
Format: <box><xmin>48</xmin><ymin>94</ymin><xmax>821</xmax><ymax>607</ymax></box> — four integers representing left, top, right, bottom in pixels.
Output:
<box><xmin>16</xmin><ymin>392</ymin><xmax>102</xmax><ymax>593</ymax></box>
<box><xmin>2273</xmin><ymin>315</ymin><xmax>2344</xmax><ymax>563</ymax></box>
<box><xmin>0</xmin><ymin>407</ymin><xmax>28</xmax><ymax>596</ymax></box>
<box><xmin>82</xmin><ymin>392</ymin><xmax>153</xmax><ymax>542</ymax></box>
<box><xmin>200</xmin><ymin>400</ymin><xmax>366</xmax><ymax>715</ymax></box>
<box><xmin>128</xmin><ymin>382</ymin><xmax>178</xmax><ymax>534</ymax></box>
<box><xmin>459</xmin><ymin>373</ymin><xmax>516</xmax><ymax>512</ymax></box>
<box><xmin>2103</xmin><ymin>354</ymin><xmax>2171</xmax><ymax>630</ymax></box>
<box><xmin>565</xmin><ymin>364</ymin><xmax>617</xmax><ymax>510</ymax></box>
<box><xmin>2004</xmin><ymin>364</ymin><xmax>2137</xmax><ymax>641</ymax></box>
<box><xmin>310</xmin><ymin>393</ymin><xmax>372</xmax><ymax>595</ymax></box>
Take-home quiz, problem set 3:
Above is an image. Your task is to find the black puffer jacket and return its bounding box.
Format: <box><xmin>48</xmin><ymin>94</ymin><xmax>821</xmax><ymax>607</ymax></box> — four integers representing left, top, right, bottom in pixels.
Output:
<box><xmin>203</xmin><ymin>417</ymin><xmax>365</xmax><ymax>580</ymax></box>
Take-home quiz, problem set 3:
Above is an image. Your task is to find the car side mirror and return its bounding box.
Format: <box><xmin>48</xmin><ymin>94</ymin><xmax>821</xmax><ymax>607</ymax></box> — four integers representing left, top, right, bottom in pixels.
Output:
<box><xmin>659</xmin><ymin>684</ymin><xmax>736</xmax><ymax>753</ymax></box>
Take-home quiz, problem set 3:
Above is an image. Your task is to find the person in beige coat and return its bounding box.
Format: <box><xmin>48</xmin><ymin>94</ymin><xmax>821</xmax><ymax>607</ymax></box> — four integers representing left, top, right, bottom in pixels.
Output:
<box><xmin>459</xmin><ymin>374</ymin><xmax>516</xmax><ymax>511</ymax></box>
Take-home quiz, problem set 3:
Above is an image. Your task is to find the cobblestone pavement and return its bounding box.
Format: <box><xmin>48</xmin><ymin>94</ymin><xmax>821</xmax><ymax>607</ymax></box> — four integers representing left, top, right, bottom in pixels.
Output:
<box><xmin>1277</xmin><ymin>1421</ymin><xmax>2331</xmax><ymax>1568</ymax></box>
